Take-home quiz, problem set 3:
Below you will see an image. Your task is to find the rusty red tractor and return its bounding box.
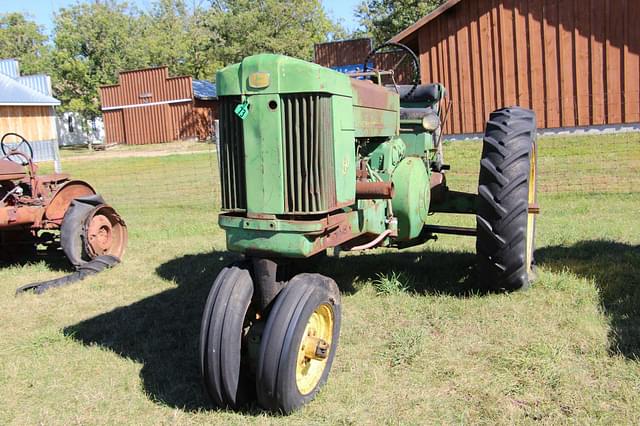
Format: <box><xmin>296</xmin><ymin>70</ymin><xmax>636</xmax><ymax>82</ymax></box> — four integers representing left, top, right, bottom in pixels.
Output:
<box><xmin>0</xmin><ymin>133</ymin><xmax>127</xmax><ymax>267</ymax></box>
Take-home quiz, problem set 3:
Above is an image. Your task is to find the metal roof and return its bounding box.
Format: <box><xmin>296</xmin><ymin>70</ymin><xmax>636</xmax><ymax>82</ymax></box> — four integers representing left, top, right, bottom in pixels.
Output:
<box><xmin>17</xmin><ymin>74</ymin><xmax>53</xmax><ymax>96</ymax></box>
<box><xmin>0</xmin><ymin>73</ymin><xmax>60</xmax><ymax>106</ymax></box>
<box><xmin>192</xmin><ymin>79</ymin><xmax>217</xmax><ymax>100</ymax></box>
<box><xmin>0</xmin><ymin>59</ymin><xmax>19</xmax><ymax>78</ymax></box>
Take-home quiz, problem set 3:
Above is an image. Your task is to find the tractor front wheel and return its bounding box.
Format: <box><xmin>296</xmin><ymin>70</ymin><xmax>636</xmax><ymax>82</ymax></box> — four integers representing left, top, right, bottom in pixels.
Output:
<box><xmin>476</xmin><ymin>107</ymin><xmax>538</xmax><ymax>291</ymax></box>
<box><xmin>200</xmin><ymin>265</ymin><xmax>255</xmax><ymax>409</ymax></box>
<box><xmin>256</xmin><ymin>273</ymin><xmax>341</xmax><ymax>414</ymax></box>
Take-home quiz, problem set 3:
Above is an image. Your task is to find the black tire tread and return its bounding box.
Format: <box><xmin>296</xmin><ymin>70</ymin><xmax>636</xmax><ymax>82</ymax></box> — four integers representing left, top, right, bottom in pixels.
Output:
<box><xmin>256</xmin><ymin>273</ymin><xmax>341</xmax><ymax>414</ymax></box>
<box><xmin>476</xmin><ymin>107</ymin><xmax>537</xmax><ymax>291</ymax></box>
<box><xmin>200</xmin><ymin>265</ymin><xmax>254</xmax><ymax>409</ymax></box>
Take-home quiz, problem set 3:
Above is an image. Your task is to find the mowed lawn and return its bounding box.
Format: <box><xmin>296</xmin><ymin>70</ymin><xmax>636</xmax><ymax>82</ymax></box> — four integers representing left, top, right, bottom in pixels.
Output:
<box><xmin>1</xmin><ymin>133</ymin><xmax>639</xmax><ymax>424</ymax></box>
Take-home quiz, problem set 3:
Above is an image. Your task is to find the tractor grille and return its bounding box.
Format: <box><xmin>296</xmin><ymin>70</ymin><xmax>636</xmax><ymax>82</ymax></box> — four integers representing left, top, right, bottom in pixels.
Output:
<box><xmin>281</xmin><ymin>94</ymin><xmax>336</xmax><ymax>213</ymax></box>
<box><xmin>218</xmin><ymin>96</ymin><xmax>246</xmax><ymax>211</ymax></box>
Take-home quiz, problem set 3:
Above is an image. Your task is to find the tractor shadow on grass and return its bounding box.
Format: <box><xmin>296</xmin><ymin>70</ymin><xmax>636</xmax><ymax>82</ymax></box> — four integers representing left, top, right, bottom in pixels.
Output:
<box><xmin>536</xmin><ymin>240</ymin><xmax>640</xmax><ymax>360</ymax></box>
<box><xmin>310</xmin><ymin>249</ymin><xmax>479</xmax><ymax>296</ymax></box>
<box><xmin>63</xmin><ymin>250</ymin><xmax>241</xmax><ymax>411</ymax></box>
<box><xmin>0</xmin><ymin>246</ymin><xmax>75</xmax><ymax>273</ymax></box>
<box><xmin>63</xmin><ymin>247</ymin><xmax>479</xmax><ymax>412</ymax></box>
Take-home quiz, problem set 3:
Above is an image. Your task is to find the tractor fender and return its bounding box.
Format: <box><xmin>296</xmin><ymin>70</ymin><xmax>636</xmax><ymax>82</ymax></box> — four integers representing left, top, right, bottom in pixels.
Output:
<box><xmin>44</xmin><ymin>180</ymin><xmax>96</xmax><ymax>223</ymax></box>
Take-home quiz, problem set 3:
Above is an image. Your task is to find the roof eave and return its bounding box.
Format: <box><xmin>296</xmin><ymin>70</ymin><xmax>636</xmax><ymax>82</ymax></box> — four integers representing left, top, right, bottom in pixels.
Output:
<box><xmin>0</xmin><ymin>102</ymin><xmax>60</xmax><ymax>107</ymax></box>
<box><xmin>390</xmin><ymin>0</ymin><xmax>464</xmax><ymax>43</ymax></box>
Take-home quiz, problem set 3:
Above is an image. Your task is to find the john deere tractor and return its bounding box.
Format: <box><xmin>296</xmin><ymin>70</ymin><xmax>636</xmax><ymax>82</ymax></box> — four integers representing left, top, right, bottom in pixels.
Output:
<box><xmin>200</xmin><ymin>43</ymin><xmax>538</xmax><ymax>413</ymax></box>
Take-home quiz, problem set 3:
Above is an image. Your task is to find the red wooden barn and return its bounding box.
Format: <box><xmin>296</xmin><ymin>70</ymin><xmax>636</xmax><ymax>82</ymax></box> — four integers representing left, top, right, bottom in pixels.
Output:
<box><xmin>100</xmin><ymin>67</ymin><xmax>217</xmax><ymax>145</ymax></box>
<box><xmin>391</xmin><ymin>0</ymin><xmax>640</xmax><ymax>134</ymax></box>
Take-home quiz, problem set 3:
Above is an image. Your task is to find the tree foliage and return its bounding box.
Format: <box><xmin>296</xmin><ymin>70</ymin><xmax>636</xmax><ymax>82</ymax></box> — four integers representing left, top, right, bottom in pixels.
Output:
<box><xmin>142</xmin><ymin>0</ymin><xmax>218</xmax><ymax>78</ymax></box>
<box><xmin>356</xmin><ymin>0</ymin><xmax>445</xmax><ymax>45</ymax></box>
<box><xmin>51</xmin><ymin>1</ymin><xmax>148</xmax><ymax>117</ymax></box>
<box><xmin>0</xmin><ymin>0</ymin><xmax>346</xmax><ymax>118</ymax></box>
<box><xmin>205</xmin><ymin>0</ymin><xmax>343</xmax><ymax>64</ymax></box>
<box><xmin>0</xmin><ymin>13</ymin><xmax>50</xmax><ymax>74</ymax></box>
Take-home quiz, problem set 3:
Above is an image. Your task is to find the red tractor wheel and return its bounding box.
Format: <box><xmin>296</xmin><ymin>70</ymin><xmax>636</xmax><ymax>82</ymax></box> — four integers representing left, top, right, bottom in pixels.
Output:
<box><xmin>60</xmin><ymin>195</ymin><xmax>128</xmax><ymax>267</ymax></box>
<box><xmin>84</xmin><ymin>206</ymin><xmax>127</xmax><ymax>259</ymax></box>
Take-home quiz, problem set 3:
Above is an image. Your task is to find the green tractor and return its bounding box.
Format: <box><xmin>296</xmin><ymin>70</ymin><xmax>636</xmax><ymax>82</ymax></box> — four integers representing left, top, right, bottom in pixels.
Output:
<box><xmin>200</xmin><ymin>43</ymin><xmax>538</xmax><ymax>413</ymax></box>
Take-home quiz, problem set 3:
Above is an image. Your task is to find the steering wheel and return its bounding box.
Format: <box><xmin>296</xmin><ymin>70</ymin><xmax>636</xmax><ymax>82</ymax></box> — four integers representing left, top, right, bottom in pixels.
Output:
<box><xmin>363</xmin><ymin>42</ymin><xmax>421</xmax><ymax>99</ymax></box>
<box><xmin>1</xmin><ymin>133</ymin><xmax>34</xmax><ymax>166</ymax></box>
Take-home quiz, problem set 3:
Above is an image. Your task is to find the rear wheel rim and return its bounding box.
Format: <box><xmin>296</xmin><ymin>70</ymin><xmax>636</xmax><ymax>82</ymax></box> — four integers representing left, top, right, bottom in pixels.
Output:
<box><xmin>85</xmin><ymin>206</ymin><xmax>127</xmax><ymax>258</ymax></box>
<box><xmin>295</xmin><ymin>303</ymin><xmax>334</xmax><ymax>395</ymax></box>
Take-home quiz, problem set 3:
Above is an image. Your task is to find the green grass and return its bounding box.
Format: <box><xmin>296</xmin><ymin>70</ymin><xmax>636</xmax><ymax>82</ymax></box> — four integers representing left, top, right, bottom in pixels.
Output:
<box><xmin>1</xmin><ymin>133</ymin><xmax>640</xmax><ymax>424</ymax></box>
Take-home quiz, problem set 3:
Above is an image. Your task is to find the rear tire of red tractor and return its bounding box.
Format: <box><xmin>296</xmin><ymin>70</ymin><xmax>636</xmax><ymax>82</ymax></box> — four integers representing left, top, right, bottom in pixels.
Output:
<box><xmin>256</xmin><ymin>273</ymin><xmax>341</xmax><ymax>414</ymax></box>
<box><xmin>476</xmin><ymin>107</ymin><xmax>538</xmax><ymax>291</ymax></box>
<box><xmin>60</xmin><ymin>196</ymin><xmax>127</xmax><ymax>267</ymax></box>
<box><xmin>200</xmin><ymin>265</ymin><xmax>255</xmax><ymax>409</ymax></box>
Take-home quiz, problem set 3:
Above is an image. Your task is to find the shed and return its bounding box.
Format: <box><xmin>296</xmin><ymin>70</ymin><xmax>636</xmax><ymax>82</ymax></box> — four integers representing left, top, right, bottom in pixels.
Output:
<box><xmin>390</xmin><ymin>0</ymin><xmax>640</xmax><ymax>135</ymax></box>
<box><xmin>99</xmin><ymin>67</ymin><xmax>217</xmax><ymax>145</ymax></box>
<box><xmin>314</xmin><ymin>38</ymin><xmax>373</xmax><ymax>72</ymax></box>
<box><xmin>0</xmin><ymin>59</ymin><xmax>60</xmax><ymax>146</ymax></box>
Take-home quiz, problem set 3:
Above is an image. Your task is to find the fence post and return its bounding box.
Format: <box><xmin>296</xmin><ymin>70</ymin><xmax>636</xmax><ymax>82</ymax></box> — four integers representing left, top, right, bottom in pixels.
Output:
<box><xmin>52</xmin><ymin>139</ymin><xmax>62</xmax><ymax>173</ymax></box>
<box><xmin>214</xmin><ymin>119</ymin><xmax>219</xmax><ymax>148</ymax></box>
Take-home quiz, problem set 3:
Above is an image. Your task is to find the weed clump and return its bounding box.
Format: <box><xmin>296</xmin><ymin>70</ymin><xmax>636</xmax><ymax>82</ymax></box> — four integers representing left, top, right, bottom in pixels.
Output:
<box><xmin>371</xmin><ymin>271</ymin><xmax>411</xmax><ymax>295</ymax></box>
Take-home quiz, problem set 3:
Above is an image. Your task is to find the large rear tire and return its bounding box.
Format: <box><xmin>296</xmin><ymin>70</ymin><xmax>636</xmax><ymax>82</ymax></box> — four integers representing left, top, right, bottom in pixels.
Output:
<box><xmin>476</xmin><ymin>107</ymin><xmax>537</xmax><ymax>291</ymax></box>
<box><xmin>200</xmin><ymin>265</ymin><xmax>255</xmax><ymax>409</ymax></box>
<box><xmin>256</xmin><ymin>273</ymin><xmax>341</xmax><ymax>414</ymax></box>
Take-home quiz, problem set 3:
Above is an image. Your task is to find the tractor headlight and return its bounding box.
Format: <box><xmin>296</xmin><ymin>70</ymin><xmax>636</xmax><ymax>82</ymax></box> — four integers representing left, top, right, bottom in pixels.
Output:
<box><xmin>421</xmin><ymin>112</ymin><xmax>441</xmax><ymax>132</ymax></box>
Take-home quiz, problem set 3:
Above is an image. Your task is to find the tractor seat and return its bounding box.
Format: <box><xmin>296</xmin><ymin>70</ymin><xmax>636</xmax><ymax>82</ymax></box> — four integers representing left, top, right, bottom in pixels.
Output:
<box><xmin>389</xmin><ymin>83</ymin><xmax>445</xmax><ymax>105</ymax></box>
<box><xmin>0</xmin><ymin>158</ymin><xmax>27</xmax><ymax>181</ymax></box>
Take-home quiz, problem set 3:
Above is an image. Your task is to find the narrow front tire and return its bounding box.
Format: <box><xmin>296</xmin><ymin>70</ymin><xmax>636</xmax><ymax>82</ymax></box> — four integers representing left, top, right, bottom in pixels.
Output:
<box><xmin>256</xmin><ymin>273</ymin><xmax>341</xmax><ymax>414</ymax></box>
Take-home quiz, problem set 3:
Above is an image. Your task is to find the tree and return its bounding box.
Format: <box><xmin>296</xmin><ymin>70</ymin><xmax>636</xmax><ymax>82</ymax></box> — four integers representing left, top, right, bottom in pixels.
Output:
<box><xmin>51</xmin><ymin>1</ymin><xmax>149</xmax><ymax>117</ymax></box>
<box><xmin>0</xmin><ymin>13</ymin><xmax>50</xmax><ymax>74</ymax></box>
<box><xmin>356</xmin><ymin>0</ymin><xmax>445</xmax><ymax>46</ymax></box>
<box><xmin>205</xmin><ymin>0</ymin><xmax>343</xmax><ymax>65</ymax></box>
<box><xmin>142</xmin><ymin>0</ymin><xmax>218</xmax><ymax>79</ymax></box>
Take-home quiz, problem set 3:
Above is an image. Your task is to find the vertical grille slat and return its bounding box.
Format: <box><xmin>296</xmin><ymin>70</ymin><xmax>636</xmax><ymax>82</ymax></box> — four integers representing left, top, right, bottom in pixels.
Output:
<box><xmin>282</xmin><ymin>93</ymin><xmax>336</xmax><ymax>214</ymax></box>
<box><xmin>219</xmin><ymin>96</ymin><xmax>246</xmax><ymax>211</ymax></box>
<box><xmin>310</xmin><ymin>97</ymin><xmax>318</xmax><ymax>211</ymax></box>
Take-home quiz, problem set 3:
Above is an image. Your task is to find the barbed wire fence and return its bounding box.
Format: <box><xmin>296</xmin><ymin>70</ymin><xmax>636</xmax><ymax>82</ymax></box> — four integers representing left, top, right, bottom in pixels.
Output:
<box><xmin>51</xmin><ymin>129</ymin><xmax>639</xmax><ymax>225</ymax></box>
<box><xmin>445</xmin><ymin>130</ymin><xmax>640</xmax><ymax>195</ymax></box>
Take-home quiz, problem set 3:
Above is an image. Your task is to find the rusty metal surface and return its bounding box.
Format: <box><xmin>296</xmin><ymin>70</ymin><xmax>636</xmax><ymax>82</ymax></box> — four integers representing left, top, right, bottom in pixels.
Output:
<box><xmin>351</xmin><ymin>79</ymin><xmax>400</xmax><ymax>138</ymax></box>
<box><xmin>0</xmin><ymin>159</ymin><xmax>26</xmax><ymax>180</ymax></box>
<box><xmin>430</xmin><ymin>171</ymin><xmax>446</xmax><ymax>203</ymax></box>
<box><xmin>528</xmin><ymin>203</ymin><xmax>541</xmax><ymax>214</ymax></box>
<box><xmin>84</xmin><ymin>205</ymin><xmax>127</xmax><ymax>259</ymax></box>
<box><xmin>356</xmin><ymin>181</ymin><xmax>395</xmax><ymax>199</ymax></box>
<box><xmin>45</xmin><ymin>180</ymin><xmax>95</xmax><ymax>222</ymax></box>
<box><xmin>350</xmin><ymin>78</ymin><xmax>399</xmax><ymax>111</ymax></box>
<box><xmin>0</xmin><ymin>205</ymin><xmax>42</xmax><ymax>228</ymax></box>
<box><xmin>0</xmin><ymin>142</ymin><xmax>125</xmax><ymax>265</ymax></box>
<box><xmin>309</xmin><ymin>212</ymin><xmax>359</xmax><ymax>255</ymax></box>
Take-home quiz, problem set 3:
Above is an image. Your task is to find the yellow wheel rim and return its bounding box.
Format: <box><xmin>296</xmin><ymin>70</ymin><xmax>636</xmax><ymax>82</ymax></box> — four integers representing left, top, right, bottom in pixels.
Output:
<box><xmin>526</xmin><ymin>144</ymin><xmax>537</xmax><ymax>275</ymax></box>
<box><xmin>295</xmin><ymin>303</ymin><xmax>334</xmax><ymax>395</ymax></box>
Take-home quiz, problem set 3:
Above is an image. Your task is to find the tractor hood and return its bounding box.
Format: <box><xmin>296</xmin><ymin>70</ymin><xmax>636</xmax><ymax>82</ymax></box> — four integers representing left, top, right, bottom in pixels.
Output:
<box><xmin>216</xmin><ymin>54</ymin><xmax>354</xmax><ymax>97</ymax></box>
